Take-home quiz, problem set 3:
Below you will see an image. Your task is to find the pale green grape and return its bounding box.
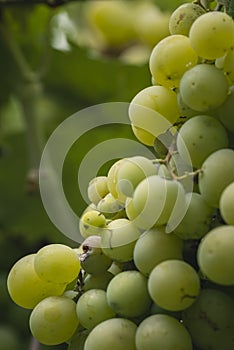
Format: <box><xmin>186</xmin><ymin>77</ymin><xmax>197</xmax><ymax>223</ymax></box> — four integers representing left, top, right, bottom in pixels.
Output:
<box><xmin>34</xmin><ymin>244</ymin><xmax>81</xmax><ymax>284</ymax></box>
<box><xmin>79</xmin><ymin>236</ymin><xmax>113</xmax><ymax>275</ymax></box>
<box><xmin>79</xmin><ymin>210</ymin><xmax>106</xmax><ymax>239</ymax></box>
<box><xmin>189</xmin><ymin>11</ymin><xmax>234</xmax><ymax>60</ymax></box>
<box><xmin>76</xmin><ymin>289</ymin><xmax>115</xmax><ymax>330</ymax></box>
<box><xmin>182</xmin><ymin>288</ymin><xmax>234</xmax><ymax>350</ymax></box>
<box><xmin>87</xmin><ymin>176</ymin><xmax>109</xmax><ymax>206</ymax></box>
<box><xmin>179</xmin><ymin>64</ymin><xmax>229</xmax><ymax>112</ymax></box>
<box><xmin>96</xmin><ymin>193</ymin><xmax>125</xmax><ymax>219</ymax></box>
<box><xmin>125</xmin><ymin>196</ymin><xmax>148</xmax><ymax>229</ymax></box>
<box><xmin>219</xmin><ymin>181</ymin><xmax>234</xmax><ymax>225</ymax></box>
<box><xmin>148</xmin><ymin>259</ymin><xmax>200</xmax><ymax>311</ymax></box>
<box><xmin>149</xmin><ymin>34</ymin><xmax>198</xmax><ymax>89</ymax></box>
<box><xmin>131</xmin><ymin>124</ymin><xmax>155</xmax><ymax>146</ymax></box>
<box><xmin>116</xmin><ymin>156</ymin><xmax>157</xmax><ymax>197</ymax></box>
<box><xmin>83</xmin><ymin>271</ymin><xmax>114</xmax><ymax>292</ymax></box>
<box><xmin>107</xmin><ymin>159</ymin><xmax>127</xmax><ymax>203</ymax></box>
<box><xmin>29</xmin><ymin>295</ymin><xmax>79</xmax><ymax>345</ymax></box>
<box><xmin>106</xmin><ymin>270</ymin><xmax>151</xmax><ymax>318</ymax></box>
<box><xmin>101</xmin><ymin>218</ymin><xmax>141</xmax><ymax>262</ymax></box>
<box><xmin>136</xmin><ymin>314</ymin><xmax>193</xmax><ymax>350</ymax></box>
<box><xmin>131</xmin><ymin>175</ymin><xmax>186</xmax><ymax>232</ymax></box>
<box><xmin>84</xmin><ymin>318</ymin><xmax>137</xmax><ymax>350</ymax></box>
<box><xmin>7</xmin><ymin>254</ymin><xmax>66</xmax><ymax>309</ymax></box>
<box><xmin>176</xmin><ymin>115</ymin><xmax>229</xmax><ymax>168</ymax></box>
<box><xmin>133</xmin><ymin>2</ymin><xmax>170</xmax><ymax>48</ymax></box>
<box><xmin>133</xmin><ymin>226</ymin><xmax>183</xmax><ymax>276</ymax></box>
<box><xmin>169</xmin><ymin>3</ymin><xmax>206</xmax><ymax>36</ymax></box>
<box><xmin>223</xmin><ymin>48</ymin><xmax>234</xmax><ymax>84</ymax></box>
<box><xmin>197</xmin><ymin>225</ymin><xmax>234</xmax><ymax>285</ymax></box>
<box><xmin>174</xmin><ymin>192</ymin><xmax>213</xmax><ymax>240</ymax></box>
<box><xmin>216</xmin><ymin>85</ymin><xmax>234</xmax><ymax>133</ymax></box>
<box><xmin>198</xmin><ymin>148</ymin><xmax>234</xmax><ymax>207</ymax></box>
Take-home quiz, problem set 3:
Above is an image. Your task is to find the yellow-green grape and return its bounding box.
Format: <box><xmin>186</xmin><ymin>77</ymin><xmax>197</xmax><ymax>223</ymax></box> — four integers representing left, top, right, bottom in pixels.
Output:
<box><xmin>116</xmin><ymin>156</ymin><xmax>157</xmax><ymax>197</ymax></box>
<box><xmin>176</xmin><ymin>115</ymin><xmax>229</xmax><ymax>168</ymax></box>
<box><xmin>83</xmin><ymin>271</ymin><xmax>114</xmax><ymax>292</ymax></box>
<box><xmin>219</xmin><ymin>182</ymin><xmax>234</xmax><ymax>225</ymax></box>
<box><xmin>79</xmin><ymin>210</ymin><xmax>106</xmax><ymax>239</ymax></box>
<box><xmin>189</xmin><ymin>11</ymin><xmax>234</xmax><ymax>60</ymax></box>
<box><xmin>148</xmin><ymin>259</ymin><xmax>200</xmax><ymax>311</ymax></box>
<box><xmin>149</xmin><ymin>34</ymin><xmax>198</xmax><ymax>89</ymax></box>
<box><xmin>133</xmin><ymin>226</ymin><xmax>183</xmax><ymax>276</ymax></box>
<box><xmin>125</xmin><ymin>197</ymin><xmax>148</xmax><ymax>230</ymax></box>
<box><xmin>29</xmin><ymin>296</ymin><xmax>79</xmax><ymax>345</ymax></box>
<box><xmin>34</xmin><ymin>244</ymin><xmax>81</xmax><ymax>284</ymax></box>
<box><xmin>96</xmin><ymin>193</ymin><xmax>125</xmax><ymax>220</ymax></box>
<box><xmin>182</xmin><ymin>288</ymin><xmax>234</xmax><ymax>350</ymax></box>
<box><xmin>87</xmin><ymin>176</ymin><xmax>109</xmax><ymax>206</ymax></box>
<box><xmin>107</xmin><ymin>159</ymin><xmax>127</xmax><ymax>203</ymax></box>
<box><xmin>136</xmin><ymin>314</ymin><xmax>193</xmax><ymax>350</ymax></box>
<box><xmin>179</xmin><ymin>64</ymin><xmax>229</xmax><ymax>112</ymax></box>
<box><xmin>197</xmin><ymin>225</ymin><xmax>234</xmax><ymax>285</ymax></box>
<box><xmin>223</xmin><ymin>48</ymin><xmax>234</xmax><ymax>84</ymax></box>
<box><xmin>169</xmin><ymin>3</ymin><xmax>206</xmax><ymax>36</ymax></box>
<box><xmin>80</xmin><ymin>236</ymin><xmax>113</xmax><ymax>275</ymax></box>
<box><xmin>131</xmin><ymin>175</ymin><xmax>186</xmax><ymax>231</ymax></box>
<box><xmin>101</xmin><ymin>218</ymin><xmax>141</xmax><ymax>262</ymax></box>
<box><xmin>198</xmin><ymin>148</ymin><xmax>234</xmax><ymax>207</ymax></box>
<box><xmin>131</xmin><ymin>125</ymin><xmax>155</xmax><ymax>146</ymax></box>
<box><xmin>106</xmin><ymin>270</ymin><xmax>151</xmax><ymax>318</ymax></box>
<box><xmin>76</xmin><ymin>289</ymin><xmax>115</xmax><ymax>330</ymax></box>
<box><xmin>84</xmin><ymin>1</ymin><xmax>136</xmax><ymax>48</ymax></box>
<box><xmin>7</xmin><ymin>254</ymin><xmax>66</xmax><ymax>309</ymax></box>
<box><xmin>133</xmin><ymin>2</ymin><xmax>170</xmax><ymax>48</ymax></box>
<box><xmin>84</xmin><ymin>318</ymin><xmax>137</xmax><ymax>350</ymax></box>
<box><xmin>174</xmin><ymin>192</ymin><xmax>213</xmax><ymax>240</ymax></box>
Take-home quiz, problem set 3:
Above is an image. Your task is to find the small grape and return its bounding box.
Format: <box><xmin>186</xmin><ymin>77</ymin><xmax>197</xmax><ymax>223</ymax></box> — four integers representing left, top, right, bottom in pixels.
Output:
<box><xmin>87</xmin><ymin>176</ymin><xmax>109</xmax><ymax>206</ymax></box>
<box><xmin>219</xmin><ymin>181</ymin><xmax>234</xmax><ymax>225</ymax></box>
<box><xmin>96</xmin><ymin>193</ymin><xmax>125</xmax><ymax>219</ymax></box>
<box><xmin>79</xmin><ymin>210</ymin><xmax>106</xmax><ymax>239</ymax></box>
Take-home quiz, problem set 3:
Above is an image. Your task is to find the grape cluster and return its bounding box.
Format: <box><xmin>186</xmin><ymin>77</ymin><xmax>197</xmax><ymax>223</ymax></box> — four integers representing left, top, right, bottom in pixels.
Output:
<box><xmin>7</xmin><ymin>2</ymin><xmax>234</xmax><ymax>350</ymax></box>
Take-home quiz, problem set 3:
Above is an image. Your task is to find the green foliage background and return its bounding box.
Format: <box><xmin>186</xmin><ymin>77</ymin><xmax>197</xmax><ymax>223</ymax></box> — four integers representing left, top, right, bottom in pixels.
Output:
<box><xmin>0</xmin><ymin>1</ymin><xmax>187</xmax><ymax>349</ymax></box>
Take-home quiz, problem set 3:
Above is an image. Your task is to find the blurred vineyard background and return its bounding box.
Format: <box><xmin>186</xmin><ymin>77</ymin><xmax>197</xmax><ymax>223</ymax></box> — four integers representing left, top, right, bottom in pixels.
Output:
<box><xmin>0</xmin><ymin>0</ymin><xmax>188</xmax><ymax>349</ymax></box>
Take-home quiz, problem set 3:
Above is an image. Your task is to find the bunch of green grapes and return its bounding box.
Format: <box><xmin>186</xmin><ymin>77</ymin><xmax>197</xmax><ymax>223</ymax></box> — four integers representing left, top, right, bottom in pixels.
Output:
<box><xmin>7</xmin><ymin>2</ymin><xmax>234</xmax><ymax>350</ymax></box>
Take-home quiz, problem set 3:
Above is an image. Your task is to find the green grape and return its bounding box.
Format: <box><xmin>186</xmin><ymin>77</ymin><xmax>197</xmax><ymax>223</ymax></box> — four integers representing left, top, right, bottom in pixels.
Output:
<box><xmin>79</xmin><ymin>236</ymin><xmax>113</xmax><ymax>275</ymax></box>
<box><xmin>197</xmin><ymin>225</ymin><xmax>234</xmax><ymax>285</ymax></box>
<box><xmin>198</xmin><ymin>148</ymin><xmax>234</xmax><ymax>207</ymax></box>
<box><xmin>216</xmin><ymin>85</ymin><xmax>234</xmax><ymax>133</ymax></box>
<box><xmin>174</xmin><ymin>192</ymin><xmax>213</xmax><ymax>240</ymax></box>
<box><xmin>34</xmin><ymin>244</ymin><xmax>81</xmax><ymax>284</ymax></box>
<box><xmin>135</xmin><ymin>314</ymin><xmax>193</xmax><ymax>350</ymax></box>
<box><xmin>169</xmin><ymin>3</ymin><xmax>206</xmax><ymax>36</ymax></box>
<box><xmin>83</xmin><ymin>271</ymin><xmax>114</xmax><ymax>292</ymax></box>
<box><xmin>76</xmin><ymin>289</ymin><xmax>115</xmax><ymax>330</ymax></box>
<box><xmin>7</xmin><ymin>254</ymin><xmax>66</xmax><ymax>309</ymax></box>
<box><xmin>131</xmin><ymin>124</ymin><xmax>156</xmax><ymax>146</ymax></box>
<box><xmin>133</xmin><ymin>226</ymin><xmax>183</xmax><ymax>276</ymax></box>
<box><xmin>176</xmin><ymin>115</ymin><xmax>229</xmax><ymax>168</ymax></box>
<box><xmin>107</xmin><ymin>159</ymin><xmax>127</xmax><ymax>203</ymax></box>
<box><xmin>68</xmin><ymin>329</ymin><xmax>90</xmax><ymax>350</ymax></box>
<box><xmin>133</xmin><ymin>2</ymin><xmax>170</xmax><ymax>48</ymax></box>
<box><xmin>131</xmin><ymin>175</ymin><xmax>187</xmax><ymax>232</ymax></box>
<box><xmin>116</xmin><ymin>156</ymin><xmax>157</xmax><ymax>197</ymax></box>
<box><xmin>189</xmin><ymin>11</ymin><xmax>234</xmax><ymax>60</ymax></box>
<box><xmin>125</xmin><ymin>196</ymin><xmax>148</xmax><ymax>230</ymax></box>
<box><xmin>29</xmin><ymin>295</ymin><xmax>79</xmax><ymax>345</ymax></box>
<box><xmin>223</xmin><ymin>48</ymin><xmax>234</xmax><ymax>84</ymax></box>
<box><xmin>182</xmin><ymin>288</ymin><xmax>234</xmax><ymax>350</ymax></box>
<box><xmin>84</xmin><ymin>318</ymin><xmax>137</xmax><ymax>350</ymax></box>
<box><xmin>177</xmin><ymin>91</ymin><xmax>201</xmax><ymax>119</ymax></box>
<box><xmin>84</xmin><ymin>1</ymin><xmax>136</xmax><ymax>48</ymax></box>
<box><xmin>149</xmin><ymin>34</ymin><xmax>198</xmax><ymax>89</ymax></box>
<box><xmin>179</xmin><ymin>64</ymin><xmax>229</xmax><ymax>112</ymax></box>
<box><xmin>106</xmin><ymin>270</ymin><xmax>151</xmax><ymax>318</ymax></box>
<box><xmin>101</xmin><ymin>218</ymin><xmax>141</xmax><ymax>262</ymax></box>
<box><xmin>219</xmin><ymin>181</ymin><xmax>234</xmax><ymax>225</ymax></box>
<box><xmin>79</xmin><ymin>210</ymin><xmax>106</xmax><ymax>239</ymax></box>
<box><xmin>148</xmin><ymin>259</ymin><xmax>200</xmax><ymax>311</ymax></box>
<box><xmin>87</xmin><ymin>176</ymin><xmax>109</xmax><ymax>206</ymax></box>
<box><xmin>96</xmin><ymin>193</ymin><xmax>125</xmax><ymax>219</ymax></box>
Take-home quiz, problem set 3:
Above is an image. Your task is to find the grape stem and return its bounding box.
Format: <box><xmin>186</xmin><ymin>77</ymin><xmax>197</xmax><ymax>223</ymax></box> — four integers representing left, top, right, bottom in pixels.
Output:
<box><xmin>170</xmin><ymin>168</ymin><xmax>202</xmax><ymax>181</ymax></box>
